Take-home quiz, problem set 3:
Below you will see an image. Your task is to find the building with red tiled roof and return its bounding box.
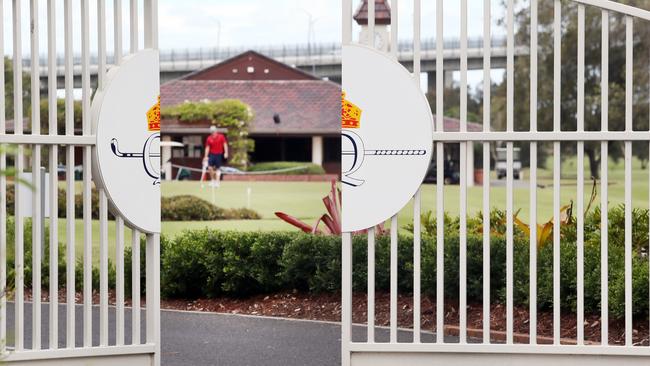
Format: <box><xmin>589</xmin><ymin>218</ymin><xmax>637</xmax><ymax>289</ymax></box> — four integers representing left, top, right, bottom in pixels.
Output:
<box><xmin>161</xmin><ymin>50</ymin><xmax>341</xmax><ymax>177</ymax></box>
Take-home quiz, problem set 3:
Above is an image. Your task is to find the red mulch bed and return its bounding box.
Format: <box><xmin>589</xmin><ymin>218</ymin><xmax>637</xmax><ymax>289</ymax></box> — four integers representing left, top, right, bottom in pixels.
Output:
<box><xmin>19</xmin><ymin>289</ymin><xmax>649</xmax><ymax>346</ymax></box>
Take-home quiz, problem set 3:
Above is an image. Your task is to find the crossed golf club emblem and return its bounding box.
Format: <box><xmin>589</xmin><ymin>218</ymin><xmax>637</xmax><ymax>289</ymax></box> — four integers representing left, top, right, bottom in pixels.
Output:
<box><xmin>110</xmin><ymin>132</ymin><xmax>161</xmax><ymax>185</ymax></box>
<box><xmin>342</xmin><ymin>130</ymin><xmax>427</xmax><ymax>187</ymax></box>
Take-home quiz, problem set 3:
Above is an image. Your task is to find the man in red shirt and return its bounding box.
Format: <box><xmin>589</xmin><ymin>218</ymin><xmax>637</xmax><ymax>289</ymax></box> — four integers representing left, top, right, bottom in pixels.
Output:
<box><xmin>203</xmin><ymin>125</ymin><xmax>229</xmax><ymax>187</ymax></box>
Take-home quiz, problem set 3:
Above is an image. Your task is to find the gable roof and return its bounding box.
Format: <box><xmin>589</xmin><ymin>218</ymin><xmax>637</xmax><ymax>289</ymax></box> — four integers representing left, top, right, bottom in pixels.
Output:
<box><xmin>181</xmin><ymin>50</ymin><xmax>318</xmax><ymax>81</ymax></box>
<box><xmin>354</xmin><ymin>0</ymin><xmax>392</xmax><ymax>25</ymax></box>
<box><xmin>162</xmin><ymin>79</ymin><xmax>340</xmax><ymax>136</ymax></box>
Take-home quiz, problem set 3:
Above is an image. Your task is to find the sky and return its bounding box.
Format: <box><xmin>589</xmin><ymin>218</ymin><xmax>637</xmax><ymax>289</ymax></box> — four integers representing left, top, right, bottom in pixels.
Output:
<box><xmin>158</xmin><ymin>0</ymin><xmax>507</xmax><ymax>50</ymax></box>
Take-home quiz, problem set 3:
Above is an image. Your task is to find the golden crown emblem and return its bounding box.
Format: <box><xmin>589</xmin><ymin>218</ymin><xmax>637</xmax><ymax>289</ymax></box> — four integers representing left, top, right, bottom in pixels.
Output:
<box><xmin>341</xmin><ymin>92</ymin><xmax>362</xmax><ymax>129</ymax></box>
<box><xmin>147</xmin><ymin>95</ymin><xmax>161</xmax><ymax>131</ymax></box>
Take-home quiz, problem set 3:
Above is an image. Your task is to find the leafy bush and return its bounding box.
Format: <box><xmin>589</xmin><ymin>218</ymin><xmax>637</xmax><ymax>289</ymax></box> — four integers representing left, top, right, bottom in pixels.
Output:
<box><xmin>4</xmin><ymin>206</ymin><xmax>649</xmax><ymax>320</ymax></box>
<box><xmin>4</xmin><ymin>217</ymin><xmax>115</xmax><ymax>294</ymax></box>
<box><xmin>161</xmin><ymin>99</ymin><xmax>254</xmax><ymax>168</ymax></box>
<box><xmin>155</xmin><ymin>205</ymin><xmax>649</xmax><ymax>318</ymax></box>
<box><xmin>247</xmin><ymin>161</ymin><xmax>326</xmax><ymax>175</ymax></box>
<box><xmin>6</xmin><ymin>185</ymin><xmax>258</xmax><ymax>221</ymax></box>
<box><xmin>161</xmin><ymin>195</ymin><xmax>260</xmax><ymax>221</ymax></box>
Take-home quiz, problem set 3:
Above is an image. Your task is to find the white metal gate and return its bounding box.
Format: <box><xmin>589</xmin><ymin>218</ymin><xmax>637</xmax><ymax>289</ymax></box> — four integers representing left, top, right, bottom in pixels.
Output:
<box><xmin>1</xmin><ymin>1</ymin><xmax>160</xmax><ymax>365</ymax></box>
<box><xmin>342</xmin><ymin>0</ymin><xmax>650</xmax><ymax>365</ymax></box>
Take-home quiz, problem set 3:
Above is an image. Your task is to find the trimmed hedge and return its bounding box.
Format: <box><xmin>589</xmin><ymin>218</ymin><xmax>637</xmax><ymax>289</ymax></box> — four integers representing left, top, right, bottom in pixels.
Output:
<box><xmin>247</xmin><ymin>161</ymin><xmax>326</xmax><ymax>175</ymax></box>
<box><xmin>6</xmin><ymin>185</ymin><xmax>259</xmax><ymax>221</ymax></box>
<box><xmin>4</xmin><ymin>217</ymin><xmax>116</xmax><ymax>294</ymax></box>
<box><xmin>148</xmin><ymin>229</ymin><xmax>648</xmax><ymax>319</ymax></box>
<box><xmin>161</xmin><ymin>195</ymin><xmax>260</xmax><ymax>221</ymax></box>
<box><xmin>5</xmin><ymin>207</ymin><xmax>650</xmax><ymax>320</ymax></box>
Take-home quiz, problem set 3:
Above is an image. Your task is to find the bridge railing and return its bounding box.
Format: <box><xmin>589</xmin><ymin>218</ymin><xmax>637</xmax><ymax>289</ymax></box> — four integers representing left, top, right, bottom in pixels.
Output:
<box><xmin>21</xmin><ymin>36</ymin><xmax>509</xmax><ymax>69</ymax></box>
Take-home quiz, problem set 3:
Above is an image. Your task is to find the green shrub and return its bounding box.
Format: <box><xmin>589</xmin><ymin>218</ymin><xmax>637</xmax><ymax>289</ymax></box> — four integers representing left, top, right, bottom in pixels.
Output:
<box><xmin>4</xmin><ymin>206</ymin><xmax>649</xmax><ymax>320</ymax></box>
<box><xmin>161</xmin><ymin>99</ymin><xmax>254</xmax><ymax>168</ymax></box>
<box><xmin>161</xmin><ymin>195</ymin><xmax>260</xmax><ymax>221</ymax></box>
<box><xmin>155</xmin><ymin>205</ymin><xmax>649</xmax><ymax>319</ymax></box>
<box><xmin>247</xmin><ymin>161</ymin><xmax>326</xmax><ymax>175</ymax></box>
<box><xmin>6</xmin><ymin>185</ymin><xmax>259</xmax><ymax>222</ymax></box>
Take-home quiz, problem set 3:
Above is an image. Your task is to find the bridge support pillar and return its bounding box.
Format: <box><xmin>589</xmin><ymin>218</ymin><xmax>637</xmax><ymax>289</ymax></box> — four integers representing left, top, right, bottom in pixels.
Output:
<box><xmin>426</xmin><ymin>71</ymin><xmax>454</xmax><ymax>95</ymax></box>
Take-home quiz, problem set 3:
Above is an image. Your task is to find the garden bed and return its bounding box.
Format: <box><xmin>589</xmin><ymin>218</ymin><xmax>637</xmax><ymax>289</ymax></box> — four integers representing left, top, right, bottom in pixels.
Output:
<box><xmin>22</xmin><ymin>288</ymin><xmax>650</xmax><ymax>346</ymax></box>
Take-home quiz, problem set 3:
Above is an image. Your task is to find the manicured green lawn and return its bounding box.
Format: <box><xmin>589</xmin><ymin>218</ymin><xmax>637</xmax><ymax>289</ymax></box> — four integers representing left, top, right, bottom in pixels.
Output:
<box><xmin>161</xmin><ymin>181</ymin><xmax>332</xmax><ymax>220</ymax></box>
<box><xmin>160</xmin><ymin>181</ymin><xmax>333</xmax><ymax>237</ymax></box>
<box><xmin>395</xmin><ymin>156</ymin><xmax>649</xmax><ymax>227</ymax></box>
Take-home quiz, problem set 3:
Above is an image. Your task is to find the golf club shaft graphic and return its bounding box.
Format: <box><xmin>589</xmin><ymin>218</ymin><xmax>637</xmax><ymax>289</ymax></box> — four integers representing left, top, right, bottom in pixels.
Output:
<box><xmin>111</xmin><ymin>138</ymin><xmax>161</xmax><ymax>158</ymax></box>
<box><xmin>342</xmin><ymin>149</ymin><xmax>426</xmax><ymax>156</ymax></box>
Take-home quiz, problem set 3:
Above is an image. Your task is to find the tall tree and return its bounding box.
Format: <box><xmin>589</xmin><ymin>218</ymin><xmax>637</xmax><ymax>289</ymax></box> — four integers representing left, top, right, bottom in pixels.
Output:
<box><xmin>492</xmin><ymin>0</ymin><xmax>650</xmax><ymax>178</ymax></box>
<box><xmin>4</xmin><ymin>57</ymin><xmax>31</xmax><ymax>122</ymax></box>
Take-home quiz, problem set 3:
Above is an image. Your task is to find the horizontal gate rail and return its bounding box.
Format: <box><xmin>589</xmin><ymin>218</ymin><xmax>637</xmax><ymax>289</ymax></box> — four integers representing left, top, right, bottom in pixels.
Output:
<box><xmin>0</xmin><ymin>135</ymin><xmax>96</xmax><ymax>145</ymax></box>
<box><xmin>431</xmin><ymin>131</ymin><xmax>650</xmax><ymax>142</ymax></box>
<box><xmin>3</xmin><ymin>344</ymin><xmax>156</xmax><ymax>363</ymax></box>
<box><xmin>572</xmin><ymin>0</ymin><xmax>650</xmax><ymax>20</ymax></box>
<box><xmin>348</xmin><ymin>344</ymin><xmax>650</xmax><ymax>356</ymax></box>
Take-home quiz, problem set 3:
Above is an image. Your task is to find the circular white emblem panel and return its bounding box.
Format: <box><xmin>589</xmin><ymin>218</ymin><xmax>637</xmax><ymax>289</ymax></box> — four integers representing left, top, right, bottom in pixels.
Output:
<box><xmin>342</xmin><ymin>44</ymin><xmax>433</xmax><ymax>232</ymax></box>
<box><xmin>92</xmin><ymin>50</ymin><xmax>161</xmax><ymax>234</ymax></box>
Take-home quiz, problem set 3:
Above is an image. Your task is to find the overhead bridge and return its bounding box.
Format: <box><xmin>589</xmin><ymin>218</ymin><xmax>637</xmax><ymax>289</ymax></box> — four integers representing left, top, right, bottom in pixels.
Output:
<box><xmin>26</xmin><ymin>37</ymin><xmax>528</xmax><ymax>90</ymax></box>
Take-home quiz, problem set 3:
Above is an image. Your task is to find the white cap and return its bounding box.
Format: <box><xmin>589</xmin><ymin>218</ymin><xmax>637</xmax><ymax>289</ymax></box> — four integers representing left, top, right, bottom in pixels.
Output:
<box><xmin>209</xmin><ymin>125</ymin><xmax>218</xmax><ymax>133</ymax></box>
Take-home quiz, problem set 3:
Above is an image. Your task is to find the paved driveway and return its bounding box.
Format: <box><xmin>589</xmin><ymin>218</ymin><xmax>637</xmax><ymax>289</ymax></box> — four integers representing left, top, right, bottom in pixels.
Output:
<box><xmin>5</xmin><ymin>302</ymin><xmax>450</xmax><ymax>366</ymax></box>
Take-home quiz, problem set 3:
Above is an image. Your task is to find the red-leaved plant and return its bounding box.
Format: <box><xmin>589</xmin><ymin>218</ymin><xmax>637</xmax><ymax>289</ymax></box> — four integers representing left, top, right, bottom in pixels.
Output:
<box><xmin>275</xmin><ymin>180</ymin><xmax>385</xmax><ymax>235</ymax></box>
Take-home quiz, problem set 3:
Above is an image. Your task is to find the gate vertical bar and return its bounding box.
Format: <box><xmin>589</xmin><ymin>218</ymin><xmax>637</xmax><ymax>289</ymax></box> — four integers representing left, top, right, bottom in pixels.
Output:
<box><xmin>368</xmin><ymin>0</ymin><xmax>374</xmax><ymax>46</ymax></box>
<box><xmin>47</xmin><ymin>0</ymin><xmax>59</xmax><ymax>349</ymax></box>
<box><xmin>390</xmin><ymin>0</ymin><xmax>397</xmax><ymax>60</ymax></box>
<box><xmin>0</xmin><ymin>0</ymin><xmax>5</xmax><ymax>355</ymax></box>
<box><xmin>64</xmin><ymin>0</ymin><xmax>76</xmax><ymax>349</ymax></box>
<box><xmin>115</xmin><ymin>0</ymin><xmax>123</xmax><ymax>63</ymax></box>
<box><xmin>81</xmin><ymin>0</ymin><xmax>93</xmax><ymax>348</ymax></box>
<box><xmin>600</xmin><ymin>8</ymin><xmax>609</xmax><ymax>346</ymax></box>
<box><xmin>412</xmin><ymin>0</ymin><xmax>422</xmax><ymax>344</ymax></box>
<box><xmin>132</xmin><ymin>229</ymin><xmax>141</xmax><ymax>345</ymax></box>
<box><xmin>413</xmin><ymin>190</ymin><xmax>421</xmax><ymax>343</ymax></box>
<box><xmin>30</xmin><ymin>0</ymin><xmax>42</xmax><ymax>349</ymax></box>
<box><xmin>146</xmin><ymin>233</ymin><xmax>161</xmax><ymax>366</ymax></box>
<box><xmin>130</xmin><ymin>0</ymin><xmax>139</xmax><ymax>53</ymax></box>
<box><xmin>576</xmin><ymin>3</ymin><xmax>585</xmax><ymax>346</ymax></box>
<box><xmin>367</xmin><ymin>227</ymin><xmax>375</xmax><ymax>343</ymax></box>
<box><xmin>506</xmin><ymin>0</ymin><xmax>515</xmax><ymax>345</ymax></box>
<box><xmin>144</xmin><ymin>2</ymin><xmax>161</xmax><ymax>364</ymax></box>
<box><xmin>114</xmin><ymin>0</ymin><xmax>126</xmax><ymax>348</ymax></box>
<box><xmin>624</xmin><ymin>15</ymin><xmax>633</xmax><ymax>347</ymax></box>
<box><xmin>552</xmin><ymin>0</ymin><xmax>562</xmax><ymax>345</ymax></box>
<box><xmin>13</xmin><ymin>0</ymin><xmax>25</xmax><ymax>351</ymax></box>
<box><xmin>482</xmin><ymin>0</ymin><xmax>491</xmax><ymax>345</ymax></box>
<box><xmin>341</xmin><ymin>0</ymin><xmax>352</xmax><ymax>363</ymax></box>
<box><xmin>99</xmin><ymin>190</ymin><xmax>108</xmax><ymax>346</ymax></box>
<box><xmin>529</xmin><ymin>0</ymin><xmax>538</xmax><ymax>346</ymax></box>
<box><xmin>435</xmin><ymin>0</ymin><xmax>445</xmax><ymax>344</ymax></box>
<box><xmin>116</xmin><ymin>217</ymin><xmax>125</xmax><ymax>346</ymax></box>
<box><xmin>390</xmin><ymin>214</ymin><xmax>398</xmax><ymax>343</ymax></box>
<box><xmin>98</xmin><ymin>0</ymin><xmax>110</xmax><ymax>346</ymax></box>
<box><xmin>459</xmin><ymin>0</ymin><xmax>468</xmax><ymax>344</ymax></box>
<box><xmin>390</xmin><ymin>0</ymin><xmax>399</xmax><ymax>60</ymax></box>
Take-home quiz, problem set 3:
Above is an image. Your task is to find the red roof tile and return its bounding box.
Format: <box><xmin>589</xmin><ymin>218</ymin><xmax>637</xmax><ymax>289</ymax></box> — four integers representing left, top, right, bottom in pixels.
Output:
<box><xmin>161</xmin><ymin>80</ymin><xmax>341</xmax><ymax>135</ymax></box>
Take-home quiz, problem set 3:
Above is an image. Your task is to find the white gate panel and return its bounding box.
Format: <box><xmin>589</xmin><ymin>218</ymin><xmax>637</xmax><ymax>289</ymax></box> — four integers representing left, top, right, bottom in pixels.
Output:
<box><xmin>342</xmin><ymin>0</ymin><xmax>650</xmax><ymax>365</ymax></box>
<box><xmin>1</xmin><ymin>1</ymin><xmax>160</xmax><ymax>365</ymax></box>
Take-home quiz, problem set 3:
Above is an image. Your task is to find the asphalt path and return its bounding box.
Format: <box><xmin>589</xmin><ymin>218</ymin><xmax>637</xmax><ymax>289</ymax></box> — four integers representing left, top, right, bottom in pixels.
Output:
<box><xmin>5</xmin><ymin>302</ymin><xmax>455</xmax><ymax>366</ymax></box>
